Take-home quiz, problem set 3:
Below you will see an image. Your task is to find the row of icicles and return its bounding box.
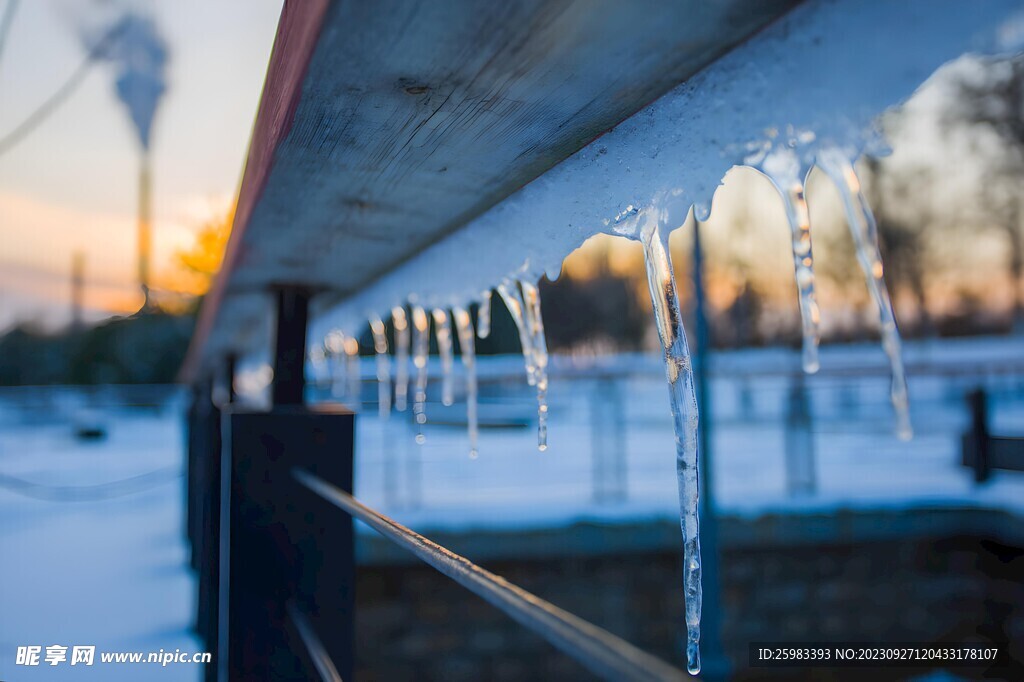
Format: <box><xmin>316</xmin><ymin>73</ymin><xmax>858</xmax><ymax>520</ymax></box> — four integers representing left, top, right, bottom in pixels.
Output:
<box><xmin>307</xmin><ymin>149</ymin><xmax>912</xmax><ymax>676</ymax></box>
<box><xmin>309</xmin><ymin>279</ymin><xmax>551</xmax><ymax>459</ymax></box>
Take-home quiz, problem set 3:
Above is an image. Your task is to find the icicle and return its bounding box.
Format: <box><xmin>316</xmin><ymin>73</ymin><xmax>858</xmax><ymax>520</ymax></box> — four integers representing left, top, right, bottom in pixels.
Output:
<box><xmin>325</xmin><ymin>330</ymin><xmax>347</xmax><ymax>399</ymax></box>
<box><xmin>640</xmin><ymin>220</ymin><xmax>702</xmax><ymax>676</ymax></box>
<box><xmin>344</xmin><ymin>336</ymin><xmax>360</xmax><ymax>410</ymax></box>
<box><xmin>784</xmin><ymin>180</ymin><xmax>820</xmax><ymax>373</ymax></box>
<box><xmin>817</xmin><ymin>149</ymin><xmax>912</xmax><ymax>439</ymax></box>
<box><xmin>392</xmin><ymin>306</ymin><xmax>410</xmax><ymax>412</ymax></box>
<box><xmin>477</xmin><ymin>289</ymin><xmax>492</xmax><ymax>339</ymax></box>
<box><xmin>762</xmin><ymin>156</ymin><xmax>821</xmax><ymax>373</ymax></box>
<box><xmin>497</xmin><ymin>281</ymin><xmax>537</xmax><ymax>386</ymax></box>
<box><xmin>411</xmin><ymin>305</ymin><xmax>430</xmax><ymax>444</ymax></box>
<box><xmin>520</xmin><ymin>280</ymin><xmax>549</xmax><ymax>451</ymax></box>
<box><xmin>432</xmin><ymin>309</ymin><xmax>455</xmax><ymax>407</ymax></box>
<box><xmin>452</xmin><ymin>306</ymin><xmax>479</xmax><ymax>459</ymax></box>
<box><xmin>309</xmin><ymin>345</ymin><xmax>330</xmax><ymax>390</ymax></box>
<box><xmin>369</xmin><ymin>316</ymin><xmax>391</xmax><ymax>420</ymax></box>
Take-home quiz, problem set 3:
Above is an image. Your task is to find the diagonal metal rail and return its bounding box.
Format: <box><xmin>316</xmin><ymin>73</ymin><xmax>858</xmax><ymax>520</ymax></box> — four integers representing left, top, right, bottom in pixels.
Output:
<box><xmin>293</xmin><ymin>467</ymin><xmax>688</xmax><ymax>682</ymax></box>
<box><xmin>286</xmin><ymin>600</ymin><xmax>344</xmax><ymax>682</ymax></box>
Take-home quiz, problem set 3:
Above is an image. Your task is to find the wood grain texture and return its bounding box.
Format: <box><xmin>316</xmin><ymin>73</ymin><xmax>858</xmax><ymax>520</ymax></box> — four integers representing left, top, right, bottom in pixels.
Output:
<box><xmin>186</xmin><ymin>0</ymin><xmax>799</xmax><ymax>377</ymax></box>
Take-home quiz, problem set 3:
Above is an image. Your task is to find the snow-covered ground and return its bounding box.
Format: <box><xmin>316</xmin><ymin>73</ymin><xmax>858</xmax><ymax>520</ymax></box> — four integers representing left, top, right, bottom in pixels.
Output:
<box><xmin>0</xmin><ymin>396</ymin><xmax>200</xmax><ymax>681</ymax></box>
<box><xmin>351</xmin><ymin>335</ymin><xmax>1024</xmax><ymax>531</ymax></box>
<box><xmin>0</xmin><ymin>336</ymin><xmax>1022</xmax><ymax>680</ymax></box>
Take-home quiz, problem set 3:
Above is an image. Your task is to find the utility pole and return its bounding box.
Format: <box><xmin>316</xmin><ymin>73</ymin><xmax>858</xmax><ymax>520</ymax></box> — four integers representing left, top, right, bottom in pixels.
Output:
<box><xmin>138</xmin><ymin>151</ymin><xmax>152</xmax><ymax>309</ymax></box>
<box><xmin>71</xmin><ymin>250</ymin><xmax>84</xmax><ymax>331</ymax></box>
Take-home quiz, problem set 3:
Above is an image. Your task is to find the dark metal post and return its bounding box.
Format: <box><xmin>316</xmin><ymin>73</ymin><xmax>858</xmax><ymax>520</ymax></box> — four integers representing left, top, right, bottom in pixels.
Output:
<box><xmin>691</xmin><ymin>220</ymin><xmax>728</xmax><ymax>679</ymax></box>
<box><xmin>272</xmin><ymin>288</ymin><xmax>310</xmax><ymax>406</ymax></box>
<box><xmin>186</xmin><ymin>381</ymin><xmax>204</xmax><ymax>569</ymax></box>
<box><xmin>222</xmin><ymin>406</ymin><xmax>355</xmax><ymax>681</ymax></box>
<box><xmin>185</xmin><ymin>376</ymin><xmax>221</xmax><ymax>682</ymax></box>
<box><xmin>225</xmin><ymin>354</ymin><xmax>237</xmax><ymax>404</ymax></box>
<box><xmin>968</xmin><ymin>388</ymin><xmax>990</xmax><ymax>483</ymax></box>
<box><xmin>216</xmin><ymin>286</ymin><xmax>355</xmax><ymax>681</ymax></box>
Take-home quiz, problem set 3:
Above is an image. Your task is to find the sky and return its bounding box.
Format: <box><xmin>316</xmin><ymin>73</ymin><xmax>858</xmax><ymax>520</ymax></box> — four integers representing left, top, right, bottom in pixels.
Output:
<box><xmin>0</xmin><ymin>0</ymin><xmax>283</xmax><ymax>331</ymax></box>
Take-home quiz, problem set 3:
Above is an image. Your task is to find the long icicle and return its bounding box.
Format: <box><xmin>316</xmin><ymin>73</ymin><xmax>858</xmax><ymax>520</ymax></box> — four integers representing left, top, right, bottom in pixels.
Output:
<box><xmin>310</xmin><ymin>345</ymin><xmax>330</xmax><ymax>390</ymax></box>
<box><xmin>817</xmin><ymin>150</ymin><xmax>912</xmax><ymax>439</ymax></box>
<box><xmin>477</xmin><ymin>289</ymin><xmax>492</xmax><ymax>339</ymax></box>
<box><xmin>497</xmin><ymin>281</ymin><xmax>537</xmax><ymax>386</ymax></box>
<box><xmin>392</xmin><ymin>306</ymin><xmax>410</xmax><ymax>412</ymax></box>
<box><xmin>432</xmin><ymin>309</ymin><xmax>455</xmax><ymax>407</ymax></box>
<box><xmin>344</xmin><ymin>336</ymin><xmax>361</xmax><ymax>410</ymax></box>
<box><xmin>411</xmin><ymin>305</ymin><xmax>430</xmax><ymax>444</ymax></box>
<box><xmin>325</xmin><ymin>330</ymin><xmax>347</xmax><ymax>399</ymax></box>
<box><xmin>641</xmin><ymin>220</ymin><xmax>702</xmax><ymax>676</ymax></box>
<box><xmin>768</xmin><ymin>169</ymin><xmax>821</xmax><ymax>373</ymax></box>
<box><xmin>520</xmin><ymin>280</ymin><xmax>549</xmax><ymax>451</ymax></box>
<box><xmin>452</xmin><ymin>306</ymin><xmax>479</xmax><ymax>459</ymax></box>
<box><xmin>369</xmin><ymin>316</ymin><xmax>392</xmax><ymax>419</ymax></box>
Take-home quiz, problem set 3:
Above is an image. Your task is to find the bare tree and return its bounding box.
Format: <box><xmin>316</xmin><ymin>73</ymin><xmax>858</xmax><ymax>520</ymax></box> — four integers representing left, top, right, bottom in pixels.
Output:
<box><xmin>945</xmin><ymin>56</ymin><xmax>1024</xmax><ymax>330</ymax></box>
<box><xmin>862</xmin><ymin>156</ymin><xmax>934</xmax><ymax>335</ymax></box>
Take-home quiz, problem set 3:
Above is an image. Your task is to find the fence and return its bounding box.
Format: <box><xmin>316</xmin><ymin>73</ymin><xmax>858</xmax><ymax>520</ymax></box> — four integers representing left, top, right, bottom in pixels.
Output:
<box><xmin>186</xmin><ymin>289</ymin><xmax>690</xmax><ymax>681</ymax></box>
<box><xmin>187</xmin><ymin>394</ymin><xmax>689</xmax><ymax>681</ymax></box>
<box><xmin>188</xmin><ymin>291</ymin><xmax>1024</xmax><ymax>679</ymax></box>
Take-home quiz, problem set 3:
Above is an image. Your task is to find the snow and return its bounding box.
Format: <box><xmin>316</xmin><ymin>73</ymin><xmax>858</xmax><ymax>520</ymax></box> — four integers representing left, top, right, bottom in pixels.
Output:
<box><xmin>1</xmin><ymin>337</ymin><xmax>1022</xmax><ymax>678</ymax></box>
<box><xmin>0</xmin><ymin>398</ymin><xmax>200</xmax><ymax>682</ymax></box>
<box><xmin>348</xmin><ymin>336</ymin><xmax>1024</xmax><ymax>533</ymax></box>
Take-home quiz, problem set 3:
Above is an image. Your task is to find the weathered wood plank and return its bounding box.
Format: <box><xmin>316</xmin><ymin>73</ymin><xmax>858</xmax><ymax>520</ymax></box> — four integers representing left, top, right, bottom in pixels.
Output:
<box><xmin>186</xmin><ymin>0</ymin><xmax>799</xmax><ymax>376</ymax></box>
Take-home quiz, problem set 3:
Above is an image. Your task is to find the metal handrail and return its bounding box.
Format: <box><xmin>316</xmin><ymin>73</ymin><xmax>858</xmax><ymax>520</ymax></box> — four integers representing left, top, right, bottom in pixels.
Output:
<box><xmin>286</xmin><ymin>601</ymin><xmax>344</xmax><ymax>682</ymax></box>
<box><xmin>293</xmin><ymin>467</ymin><xmax>688</xmax><ymax>682</ymax></box>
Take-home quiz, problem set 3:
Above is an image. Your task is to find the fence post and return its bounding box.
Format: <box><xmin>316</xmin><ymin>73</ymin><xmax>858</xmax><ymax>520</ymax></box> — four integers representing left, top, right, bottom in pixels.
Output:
<box><xmin>966</xmin><ymin>388</ymin><xmax>990</xmax><ymax>483</ymax></box>
<box><xmin>691</xmin><ymin>219</ymin><xmax>728</xmax><ymax>680</ymax></box>
<box><xmin>784</xmin><ymin>372</ymin><xmax>816</xmax><ymax>496</ymax></box>
<box><xmin>591</xmin><ymin>376</ymin><xmax>627</xmax><ymax>503</ymax></box>
<box><xmin>185</xmin><ymin>375</ymin><xmax>222</xmax><ymax>676</ymax></box>
<box><xmin>272</xmin><ymin>287</ymin><xmax>310</xmax><ymax>407</ymax></box>
<box><xmin>186</xmin><ymin>380</ymin><xmax>204</xmax><ymax>570</ymax></box>
<box><xmin>216</xmin><ymin>287</ymin><xmax>356</xmax><ymax>681</ymax></box>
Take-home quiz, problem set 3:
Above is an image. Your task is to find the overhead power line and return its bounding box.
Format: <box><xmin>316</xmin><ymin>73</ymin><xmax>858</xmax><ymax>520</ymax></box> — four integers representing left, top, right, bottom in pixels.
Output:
<box><xmin>0</xmin><ymin>17</ymin><xmax>126</xmax><ymax>159</ymax></box>
<box><xmin>0</xmin><ymin>0</ymin><xmax>18</xmax><ymax>68</ymax></box>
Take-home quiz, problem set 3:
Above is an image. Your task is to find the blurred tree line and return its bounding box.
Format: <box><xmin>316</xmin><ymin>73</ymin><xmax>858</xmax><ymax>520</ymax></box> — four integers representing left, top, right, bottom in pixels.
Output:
<box><xmin>0</xmin><ymin>312</ymin><xmax>194</xmax><ymax>385</ymax></box>
<box><xmin>0</xmin><ymin>208</ymin><xmax>230</xmax><ymax>386</ymax></box>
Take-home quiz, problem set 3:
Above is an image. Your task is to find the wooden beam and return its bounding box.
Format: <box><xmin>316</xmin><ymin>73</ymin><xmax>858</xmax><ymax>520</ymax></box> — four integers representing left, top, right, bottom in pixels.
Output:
<box><xmin>182</xmin><ymin>0</ymin><xmax>800</xmax><ymax>378</ymax></box>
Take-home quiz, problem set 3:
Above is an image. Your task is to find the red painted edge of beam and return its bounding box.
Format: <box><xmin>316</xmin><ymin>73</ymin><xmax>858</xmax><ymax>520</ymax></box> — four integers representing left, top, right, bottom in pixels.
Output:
<box><xmin>180</xmin><ymin>0</ymin><xmax>331</xmax><ymax>382</ymax></box>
